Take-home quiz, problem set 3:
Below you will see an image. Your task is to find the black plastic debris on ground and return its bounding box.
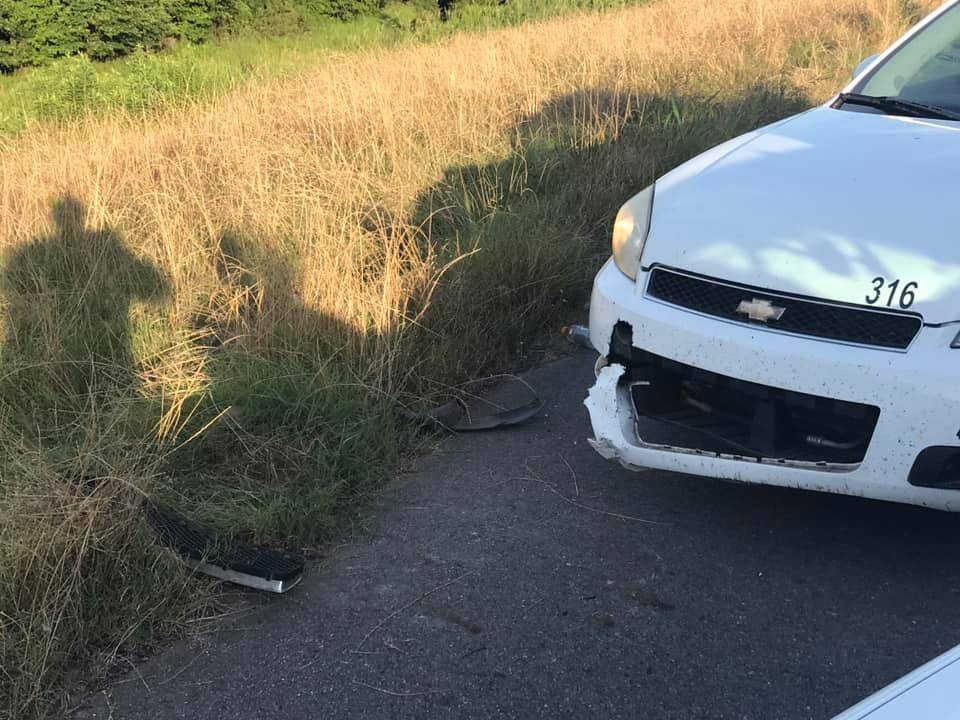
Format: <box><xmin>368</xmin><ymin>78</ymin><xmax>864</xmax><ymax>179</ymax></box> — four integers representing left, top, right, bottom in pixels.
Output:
<box><xmin>144</xmin><ymin>500</ymin><xmax>305</xmax><ymax>594</ymax></box>
<box><xmin>422</xmin><ymin>393</ymin><xmax>544</xmax><ymax>433</ymax></box>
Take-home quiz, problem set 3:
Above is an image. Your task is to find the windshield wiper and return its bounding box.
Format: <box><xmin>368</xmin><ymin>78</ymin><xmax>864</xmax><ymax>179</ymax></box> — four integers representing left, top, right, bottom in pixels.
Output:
<box><xmin>834</xmin><ymin>93</ymin><xmax>960</xmax><ymax>121</ymax></box>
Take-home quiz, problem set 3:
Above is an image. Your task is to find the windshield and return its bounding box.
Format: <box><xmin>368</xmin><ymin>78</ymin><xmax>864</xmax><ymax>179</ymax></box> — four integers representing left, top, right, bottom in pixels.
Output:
<box><xmin>852</xmin><ymin>2</ymin><xmax>960</xmax><ymax>114</ymax></box>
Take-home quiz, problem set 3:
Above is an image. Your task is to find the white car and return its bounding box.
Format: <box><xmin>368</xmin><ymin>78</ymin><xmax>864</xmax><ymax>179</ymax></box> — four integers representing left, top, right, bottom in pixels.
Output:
<box><xmin>833</xmin><ymin>644</ymin><xmax>960</xmax><ymax>719</ymax></box>
<box><xmin>585</xmin><ymin>0</ymin><xmax>960</xmax><ymax>510</ymax></box>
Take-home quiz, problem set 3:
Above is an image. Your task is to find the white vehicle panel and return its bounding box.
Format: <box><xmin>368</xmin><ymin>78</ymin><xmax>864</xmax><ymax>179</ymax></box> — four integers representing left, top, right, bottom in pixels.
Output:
<box><xmin>833</xmin><ymin>644</ymin><xmax>960</xmax><ymax>719</ymax></box>
<box><xmin>646</xmin><ymin>108</ymin><xmax>960</xmax><ymax>322</ymax></box>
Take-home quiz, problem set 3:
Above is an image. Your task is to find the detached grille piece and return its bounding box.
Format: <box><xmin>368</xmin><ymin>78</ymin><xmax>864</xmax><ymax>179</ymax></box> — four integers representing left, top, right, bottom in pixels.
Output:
<box><xmin>646</xmin><ymin>267</ymin><xmax>922</xmax><ymax>350</ymax></box>
<box><xmin>144</xmin><ymin>501</ymin><xmax>304</xmax><ymax>592</ymax></box>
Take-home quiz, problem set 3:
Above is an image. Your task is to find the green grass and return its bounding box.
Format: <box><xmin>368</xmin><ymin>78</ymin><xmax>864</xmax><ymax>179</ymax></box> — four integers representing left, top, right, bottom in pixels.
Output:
<box><xmin>0</xmin><ymin>0</ymin><xmax>635</xmax><ymax>135</ymax></box>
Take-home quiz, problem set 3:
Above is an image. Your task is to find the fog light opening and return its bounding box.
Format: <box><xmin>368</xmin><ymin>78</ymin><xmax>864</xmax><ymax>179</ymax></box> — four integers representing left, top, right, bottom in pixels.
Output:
<box><xmin>908</xmin><ymin>447</ymin><xmax>960</xmax><ymax>490</ymax></box>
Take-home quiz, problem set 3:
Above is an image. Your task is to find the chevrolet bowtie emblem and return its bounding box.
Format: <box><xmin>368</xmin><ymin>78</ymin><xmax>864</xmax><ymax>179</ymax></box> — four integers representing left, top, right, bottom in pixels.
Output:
<box><xmin>736</xmin><ymin>298</ymin><xmax>786</xmax><ymax>322</ymax></box>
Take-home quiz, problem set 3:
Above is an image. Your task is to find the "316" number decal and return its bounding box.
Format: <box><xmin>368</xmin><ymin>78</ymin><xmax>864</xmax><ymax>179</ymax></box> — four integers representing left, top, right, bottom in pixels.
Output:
<box><xmin>865</xmin><ymin>277</ymin><xmax>918</xmax><ymax>309</ymax></box>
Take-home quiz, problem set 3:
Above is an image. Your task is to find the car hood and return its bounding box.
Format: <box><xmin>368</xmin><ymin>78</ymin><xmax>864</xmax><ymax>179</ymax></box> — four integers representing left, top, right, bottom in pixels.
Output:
<box><xmin>643</xmin><ymin>106</ymin><xmax>960</xmax><ymax>323</ymax></box>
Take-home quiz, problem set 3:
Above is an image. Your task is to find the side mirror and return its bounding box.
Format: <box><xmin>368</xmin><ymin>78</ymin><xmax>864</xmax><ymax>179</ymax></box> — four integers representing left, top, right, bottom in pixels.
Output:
<box><xmin>853</xmin><ymin>54</ymin><xmax>879</xmax><ymax>80</ymax></box>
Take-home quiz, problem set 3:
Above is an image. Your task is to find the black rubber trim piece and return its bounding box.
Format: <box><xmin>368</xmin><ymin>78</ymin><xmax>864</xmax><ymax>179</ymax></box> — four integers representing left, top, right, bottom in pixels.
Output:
<box><xmin>418</xmin><ymin>395</ymin><xmax>543</xmax><ymax>432</ymax></box>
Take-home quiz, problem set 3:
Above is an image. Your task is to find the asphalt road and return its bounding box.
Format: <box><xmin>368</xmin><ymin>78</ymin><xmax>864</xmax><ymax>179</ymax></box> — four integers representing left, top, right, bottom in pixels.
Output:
<box><xmin>79</xmin><ymin>351</ymin><xmax>960</xmax><ymax>720</ymax></box>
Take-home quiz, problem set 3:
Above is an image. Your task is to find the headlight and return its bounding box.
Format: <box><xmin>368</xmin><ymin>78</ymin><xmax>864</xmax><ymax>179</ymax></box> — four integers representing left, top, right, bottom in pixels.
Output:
<box><xmin>611</xmin><ymin>184</ymin><xmax>655</xmax><ymax>280</ymax></box>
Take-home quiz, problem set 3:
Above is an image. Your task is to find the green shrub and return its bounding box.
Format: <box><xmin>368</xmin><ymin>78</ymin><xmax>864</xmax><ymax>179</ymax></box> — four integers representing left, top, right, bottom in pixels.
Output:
<box><xmin>0</xmin><ymin>1</ymin><xmax>173</xmax><ymax>70</ymax></box>
<box><xmin>84</xmin><ymin>2</ymin><xmax>173</xmax><ymax>60</ymax></box>
<box><xmin>168</xmin><ymin>0</ymin><xmax>236</xmax><ymax>43</ymax></box>
<box><xmin>305</xmin><ymin>0</ymin><xmax>386</xmax><ymax>21</ymax></box>
<box><xmin>0</xmin><ymin>0</ymin><xmax>387</xmax><ymax>72</ymax></box>
<box><xmin>23</xmin><ymin>54</ymin><xmax>101</xmax><ymax>120</ymax></box>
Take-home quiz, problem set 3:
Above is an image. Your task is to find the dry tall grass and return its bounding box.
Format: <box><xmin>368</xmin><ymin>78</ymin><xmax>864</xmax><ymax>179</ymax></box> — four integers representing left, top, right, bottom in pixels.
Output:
<box><xmin>0</xmin><ymin>0</ymin><xmax>938</xmax><ymax>715</ymax></box>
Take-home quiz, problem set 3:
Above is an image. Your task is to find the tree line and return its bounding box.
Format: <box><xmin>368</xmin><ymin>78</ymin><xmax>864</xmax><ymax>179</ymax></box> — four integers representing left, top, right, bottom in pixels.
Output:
<box><xmin>0</xmin><ymin>0</ymin><xmax>482</xmax><ymax>73</ymax></box>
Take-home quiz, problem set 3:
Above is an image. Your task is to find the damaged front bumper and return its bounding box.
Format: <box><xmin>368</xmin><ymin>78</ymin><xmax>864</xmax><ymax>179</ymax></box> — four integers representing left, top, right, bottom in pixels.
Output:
<box><xmin>584</xmin><ymin>258</ymin><xmax>960</xmax><ymax>511</ymax></box>
<box><xmin>586</xmin><ymin>359</ymin><xmax>861</xmax><ymax>476</ymax></box>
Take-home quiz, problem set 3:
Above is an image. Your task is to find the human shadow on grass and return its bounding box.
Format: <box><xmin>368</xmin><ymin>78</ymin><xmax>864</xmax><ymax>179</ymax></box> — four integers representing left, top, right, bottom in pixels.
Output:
<box><xmin>0</xmin><ymin>195</ymin><xmax>168</xmax><ymax>439</ymax></box>
<box><xmin>0</xmin><ymin>196</ymin><xmax>176</xmax><ymax>719</ymax></box>
<box><xmin>170</xmin><ymin>229</ymin><xmax>400</xmax><ymax>543</ymax></box>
